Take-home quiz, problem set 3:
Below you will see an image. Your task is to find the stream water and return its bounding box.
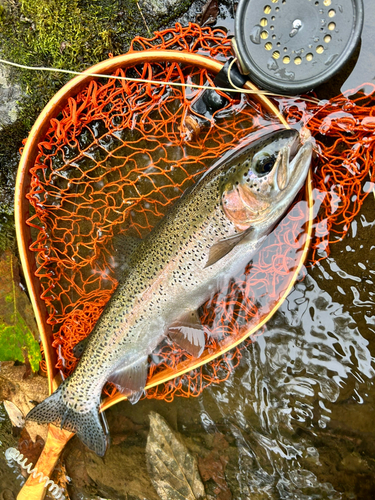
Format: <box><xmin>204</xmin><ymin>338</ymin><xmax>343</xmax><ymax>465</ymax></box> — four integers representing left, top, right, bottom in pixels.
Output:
<box><xmin>74</xmin><ymin>195</ymin><xmax>373</xmax><ymax>500</ymax></box>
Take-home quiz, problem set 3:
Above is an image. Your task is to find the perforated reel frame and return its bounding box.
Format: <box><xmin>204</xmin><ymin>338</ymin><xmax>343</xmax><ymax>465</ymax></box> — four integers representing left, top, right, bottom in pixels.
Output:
<box><xmin>234</xmin><ymin>0</ymin><xmax>364</xmax><ymax>94</ymax></box>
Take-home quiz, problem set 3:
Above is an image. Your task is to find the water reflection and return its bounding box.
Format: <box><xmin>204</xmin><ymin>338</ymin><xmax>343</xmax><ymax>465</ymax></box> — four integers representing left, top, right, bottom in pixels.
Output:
<box><xmin>198</xmin><ymin>233</ymin><xmax>375</xmax><ymax>498</ymax></box>
<box><xmin>342</xmin><ymin>0</ymin><xmax>375</xmax><ymax>94</ymax></box>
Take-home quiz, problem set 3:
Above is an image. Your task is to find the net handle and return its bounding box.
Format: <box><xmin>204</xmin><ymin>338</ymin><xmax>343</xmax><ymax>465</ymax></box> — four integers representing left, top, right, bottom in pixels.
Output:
<box><xmin>16</xmin><ymin>424</ymin><xmax>74</xmax><ymax>500</ymax></box>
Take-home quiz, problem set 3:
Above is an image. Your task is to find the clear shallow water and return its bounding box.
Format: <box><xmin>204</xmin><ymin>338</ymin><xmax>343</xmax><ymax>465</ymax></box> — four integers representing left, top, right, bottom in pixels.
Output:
<box><xmin>48</xmin><ymin>183</ymin><xmax>374</xmax><ymax>500</ymax></box>
<box><xmin>201</xmin><ymin>272</ymin><xmax>375</xmax><ymax>498</ymax></box>
<box><xmin>198</xmin><ymin>196</ymin><xmax>375</xmax><ymax>499</ymax></box>
<box><xmin>212</xmin><ymin>195</ymin><xmax>374</xmax><ymax>497</ymax></box>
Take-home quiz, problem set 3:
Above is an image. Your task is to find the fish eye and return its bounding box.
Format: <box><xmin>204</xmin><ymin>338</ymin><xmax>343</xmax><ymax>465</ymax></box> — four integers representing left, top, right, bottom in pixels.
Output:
<box><xmin>253</xmin><ymin>153</ymin><xmax>276</xmax><ymax>177</ymax></box>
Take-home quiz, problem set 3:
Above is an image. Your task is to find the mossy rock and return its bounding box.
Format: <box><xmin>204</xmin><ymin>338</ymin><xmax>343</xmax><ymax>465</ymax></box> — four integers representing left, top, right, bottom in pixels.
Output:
<box><xmin>0</xmin><ymin>0</ymin><xmax>193</xmax><ymax>217</ymax></box>
<box><xmin>0</xmin><ymin>0</ymin><xmax>193</xmax><ymax>124</ymax></box>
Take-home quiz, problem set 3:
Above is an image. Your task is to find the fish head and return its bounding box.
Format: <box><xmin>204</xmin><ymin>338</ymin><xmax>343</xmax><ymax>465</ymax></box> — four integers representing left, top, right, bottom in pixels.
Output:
<box><xmin>221</xmin><ymin>128</ymin><xmax>313</xmax><ymax>231</ymax></box>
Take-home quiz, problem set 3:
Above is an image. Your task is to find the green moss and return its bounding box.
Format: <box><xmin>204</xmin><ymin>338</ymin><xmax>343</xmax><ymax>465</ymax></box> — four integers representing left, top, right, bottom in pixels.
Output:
<box><xmin>0</xmin><ymin>5</ymin><xmax>5</xmax><ymax>23</ymax></box>
<box><xmin>0</xmin><ymin>0</ymin><xmax>193</xmax><ymax>212</ymax></box>
<box><xmin>0</xmin><ymin>0</ymin><xmax>123</xmax><ymax>121</ymax></box>
<box><xmin>0</xmin><ymin>0</ymin><xmax>193</xmax><ymax>123</ymax></box>
<box><xmin>0</xmin><ymin>315</ymin><xmax>42</xmax><ymax>372</ymax></box>
<box><xmin>0</xmin><ymin>214</ymin><xmax>16</xmax><ymax>252</ymax></box>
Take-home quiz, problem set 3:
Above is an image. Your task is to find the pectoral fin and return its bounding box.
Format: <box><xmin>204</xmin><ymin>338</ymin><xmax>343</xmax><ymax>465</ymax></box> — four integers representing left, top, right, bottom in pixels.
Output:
<box><xmin>205</xmin><ymin>227</ymin><xmax>254</xmax><ymax>268</ymax></box>
<box><xmin>107</xmin><ymin>355</ymin><xmax>148</xmax><ymax>404</ymax></box>
<box><xmin>167</xmin><ymin>310</ymin><xmax>206</xmax><ymax>358</ymax></box>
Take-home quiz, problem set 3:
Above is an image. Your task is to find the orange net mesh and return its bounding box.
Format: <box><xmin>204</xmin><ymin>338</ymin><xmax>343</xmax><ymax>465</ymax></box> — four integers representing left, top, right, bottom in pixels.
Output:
<box><xmin>284</xmin><ymin>93</ymin><xmax>375</xmax><ymax>262</ymax></box>
<box><xmin>25</xmin><ymin>23</ymin><xmax>375</xmax><ymax>401</ymax></box>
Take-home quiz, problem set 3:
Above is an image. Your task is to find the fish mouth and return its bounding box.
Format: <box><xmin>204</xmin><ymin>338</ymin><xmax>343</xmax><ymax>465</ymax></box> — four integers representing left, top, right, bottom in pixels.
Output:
<box><xmin>221</xmin><ymin>128</ymin><xmax>313</xmax><ymax>230</ymax></box>
<box><xmin>272</xmin><ymin>127</ymin><xmax>313</xmax><ymax>192</ymax></box>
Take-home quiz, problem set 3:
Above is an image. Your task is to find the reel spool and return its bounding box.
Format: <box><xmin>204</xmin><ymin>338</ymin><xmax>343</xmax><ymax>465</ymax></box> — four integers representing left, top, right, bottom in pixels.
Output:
<box><xmin>232</xmin><ymin>0</ymin><xmax>364</xmax><ymax>94</ymax></box>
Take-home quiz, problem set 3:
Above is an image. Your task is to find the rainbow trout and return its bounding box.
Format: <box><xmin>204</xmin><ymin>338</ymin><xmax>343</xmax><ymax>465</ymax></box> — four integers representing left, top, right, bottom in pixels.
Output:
<box><xmin>27</xmin><ymin>128</ymin><xmax>313</xmax><ymax>455</ymax></box>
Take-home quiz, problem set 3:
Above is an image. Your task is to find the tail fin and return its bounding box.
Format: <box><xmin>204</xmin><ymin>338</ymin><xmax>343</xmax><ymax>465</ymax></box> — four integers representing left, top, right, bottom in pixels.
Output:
<box><xmin>26</xmin><ymin>382</ymin><xmax>109</xmax><ymax>456</ymax></box>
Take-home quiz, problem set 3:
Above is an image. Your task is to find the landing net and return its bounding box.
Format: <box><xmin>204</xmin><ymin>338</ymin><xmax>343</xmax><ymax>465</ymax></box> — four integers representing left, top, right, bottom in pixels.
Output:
<box><xmin>25</xmin><ymin>23</ymin><xmax>375</xmax><ymax>401</ymax></box>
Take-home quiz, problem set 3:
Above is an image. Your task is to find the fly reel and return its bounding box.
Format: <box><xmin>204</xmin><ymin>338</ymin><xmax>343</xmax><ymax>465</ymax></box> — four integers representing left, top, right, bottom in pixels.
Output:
<box><xmin>232</xmin><ymin>0</ymin><xmax>364</xmax><ymax>94</ymax></box>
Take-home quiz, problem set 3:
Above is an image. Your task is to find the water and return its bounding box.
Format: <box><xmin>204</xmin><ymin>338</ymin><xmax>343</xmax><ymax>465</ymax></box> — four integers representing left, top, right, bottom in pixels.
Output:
<box><xmin>95</xmin><ymin>3</ymin><xmax>375</xmax><ymax>498</ymax></box>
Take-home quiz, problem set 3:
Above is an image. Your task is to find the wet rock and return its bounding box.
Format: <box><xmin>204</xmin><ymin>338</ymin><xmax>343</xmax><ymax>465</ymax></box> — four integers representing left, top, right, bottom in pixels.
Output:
<box><xmin>0</xmin><ymin>65</ymin><xmax>23</xmax><ymax>131</ymax></box>
<box><xmin>0</xmin><ymin>362</ymin><xmax>49</xmax><ymax>442</ymax></box>
<box><xmin>198</xmin><ymin>433</ymin><xmax>231</xmax><ymax>500</ymax></box>
<box><xmin>139</xmin><ymin>0</ymin><xmax>186</xmax><ymax>17</ymax></box>
<box><xmin>65</xmin><ymin>439</ymin><xmax>159</xmax><ymax>500</ymax></box>
<box><xmin>64</xmin><ymin>404</ymin><xmax>159</xmax><ymax>500</ymax></box>
<box><xmin>0</xmin><ymin>489</ymin><xmax>16</xmax><ymax>500</ymax></box>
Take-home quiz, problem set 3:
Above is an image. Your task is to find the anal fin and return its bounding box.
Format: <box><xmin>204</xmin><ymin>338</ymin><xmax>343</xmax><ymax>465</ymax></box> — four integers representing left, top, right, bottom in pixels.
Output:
<box><xmin>107</xmin><ymin>355</ymin><xmax>148</xmax><ymax>405</ymax></box>
<box><xmin>167</xmin><ymin>310</ymin><xmax>206</xmax><ymax>358</ymax></box>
